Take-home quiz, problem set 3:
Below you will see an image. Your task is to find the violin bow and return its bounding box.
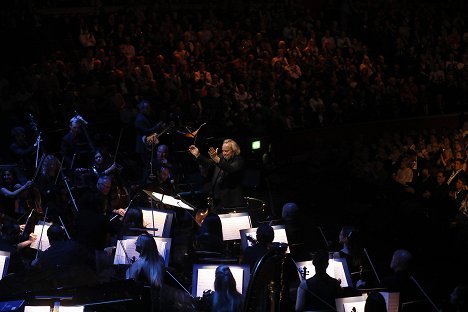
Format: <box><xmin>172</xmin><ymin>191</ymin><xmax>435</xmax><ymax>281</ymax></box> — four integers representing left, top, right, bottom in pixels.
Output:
<box><xmin>113</xmin><ymin>128</ymin><xmax>124</xmax><ymax>164</ymax></box>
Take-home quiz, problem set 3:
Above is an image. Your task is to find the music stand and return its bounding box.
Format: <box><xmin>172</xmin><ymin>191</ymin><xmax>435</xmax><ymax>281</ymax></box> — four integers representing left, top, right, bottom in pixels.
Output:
<box><xmin>0</xmin><ymin>251</ymin><xmax>10</xmax><ymax>280</ymax></box>
<box><xmin>140</xmin><ymin>208</ymin><xmax>174</xmax><ymax>238</ymax></box>
<box><xmin>335</xmin><ymin>295</ymin><xmax>366</xmax><ymax>312</ymax></box>
<box><xmin>143</xmin><ymin>190</ymin><xmax>194</xmax><ymax>211</ymax></box>
<box><xmin>294</xmin><ymin>258</ymin><xmax>353</xmax><ymax>287</ymax></box>
<box><xmin>361</xmin><ymin>292</ymin><xmax>399</xmax><ymax>312</ymax></box>
<box><xmin>114</xmin><ymin>236</ymin><xmax>172</xmax><ymax>267</ymax></box>
<box><xmin>191</xmin><ymin>264</ymin><xmax>250</xmax><ymax>298</ymax></box>
<box><xmin>240</xmin><ymin>224</ymin><xmax>290</xmax><ymax>253</ymax></box>
<box><xmin>218</xmin><ymin>212</ymin><xmax>252</xmax><ymax>241</ymax></box>
<box><xmin>30</xmin><ymin>221</ymin><xmax>52</xmax><ymax>251</ymax></box>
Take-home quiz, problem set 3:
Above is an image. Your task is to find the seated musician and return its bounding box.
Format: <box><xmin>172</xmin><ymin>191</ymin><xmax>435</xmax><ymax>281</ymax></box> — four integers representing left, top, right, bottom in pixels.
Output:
<box><xmin>241</xmin><ymin>223</ymin><xmax>274</xmax><ymax>270</ymax></box>
<box><xmin>295</xmin><ymin>250</ymin><xmax>343</xmax><ymax>312</ymax></box>
<box><xmin>31</xmin><ymin>223</ymin><xmax>89</xmax><ymax>270</ymax></box>
<box><xmin>89</xmin><ymin>150</ymin><xmax>128</xmax><ymax>221</ymax></box>
<box><xmin>0</xmin><ymin>168</ymin><xmax>35</xmax><ymax>220</ymax></box>
<box><xmin>0</xmin><ymin>219</ymin><xmax>37</xmax><ymax>273</ymax></box>
<box><xmin>194</xmin><ymin>213</ymin><xmax>224</xmax><ymax>254</ymax></box>
<box><xmin>199</xmin><ymin>265</ymin><xmax>244</xmax><ymax>312</ymax></box>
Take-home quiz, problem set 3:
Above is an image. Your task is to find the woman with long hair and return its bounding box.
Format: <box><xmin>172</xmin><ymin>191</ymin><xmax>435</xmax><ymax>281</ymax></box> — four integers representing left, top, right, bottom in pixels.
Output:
<box><xmin>126</xmin><ymin>233</ymin><xmax>165</xmax><ymax>288</ymax></box>
<box><xmin>209</xmin><ymin>265</ymin><xmax>243</xmax><ymax>312</ymax></box>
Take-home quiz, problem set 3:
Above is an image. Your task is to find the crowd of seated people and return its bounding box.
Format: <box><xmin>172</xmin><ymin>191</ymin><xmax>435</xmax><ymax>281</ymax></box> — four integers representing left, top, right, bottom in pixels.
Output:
<box><xmin>0</xmin><ymin>0</ymin><xmax>467</xmax><ymax>140</ymax></box>
<box><xmin>0</xmin><ymin>0</ymin><xmax>468</xmax><ymax>311</ymax></box>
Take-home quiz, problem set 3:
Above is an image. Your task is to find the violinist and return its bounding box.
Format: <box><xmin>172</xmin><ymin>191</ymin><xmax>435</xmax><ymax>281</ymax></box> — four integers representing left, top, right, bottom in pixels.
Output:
<box><xmin>36</xmin><ymin>155</ymin><xmax>68</xmax><ymax>223</ymax></box>
<box><xmin>241</xmin><ymin>223</ymin><xmax>274</xmax><ymax>270</ymax></box>
<box><xmin>0</xmin><ymin>168</ymin><xmax>36</xmax><ymax>220</ymax></box>
<box><xmin>91</xmin><ymin>149</ymin><xmax>128</xmax><ymax>221</ymax></box>
<box><xmin>146</xmin><ymin>144</ymin><xmax>178</xmax><ymax>193</ymax></box>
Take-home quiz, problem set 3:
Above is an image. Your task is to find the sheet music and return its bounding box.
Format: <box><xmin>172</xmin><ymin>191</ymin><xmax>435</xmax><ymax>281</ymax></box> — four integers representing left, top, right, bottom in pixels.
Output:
<box><xmin>141</xmin><ymin>210</ymin><xmax>167</xmax><ymax>236</ymax></box>
<box><xmin>343</xmin><ymin>301</ymin><xmax>366</xmax><ymax>312</ymax></box>
<box><xmin>114</xmin><ymin>238</ymin><xmax>138</xmax><ymax>265</ymax></box>
<box><xmin>150</xmin><ymin>192</ymin><xmax>194</xmax><ymax>210</ymax></box>
<box><xmin>329</xmin><ymin>260</ymin><xmax>350</xmax><ymax>287</ymax></box>
<box><xmin>244</xmin><ymin>226</ymin><xmax>290</xmax><ymax>253</ymax></box>
<box><xmin>24</xmin><ymin>306</ymin><xmax>51</xmax><ymax>312</ymax></box>
<box><xmin>58</xmin><ymin>306</ymin><xmax>84</xmax><ymax>312</ymax></box>
<box><xmin>29</xmin><ymin>221</ymin><xmax>52</xmax><ymax>251</ymax></box>
<box><xmin>219</xmin><ymin>213</ymin><xmax>251</xmax><ymax>241</ymax></box>
<box><xmin>195</xmin><ymin>267</ymin><xmax>245</xmax><ymax>297</ymax></box>
<box><xmin>295</xmin><ymin>259</ymin><xmax>350</xmax><ymax>287</ymax></box>
<box><xmin>114</xmin><ymin>237</ymin><xmax>169</xmax><ymax>265</ymax></box>
<box><xmin>335</xmin><ymin>296</ymin><xmax>367</xmax><ymax>312</ymax></box>
<box><xmin>0</xmin><ymin>255</ymin><xmax>9</xmax><ymax>279</ymax></box>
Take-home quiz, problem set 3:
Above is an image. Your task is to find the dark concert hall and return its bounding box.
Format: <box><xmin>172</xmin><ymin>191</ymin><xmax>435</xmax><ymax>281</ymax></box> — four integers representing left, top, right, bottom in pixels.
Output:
<box><xmin>0</xmin><ymin>1</ymin><xmax>467</xmax><ymax>311</ymax></box>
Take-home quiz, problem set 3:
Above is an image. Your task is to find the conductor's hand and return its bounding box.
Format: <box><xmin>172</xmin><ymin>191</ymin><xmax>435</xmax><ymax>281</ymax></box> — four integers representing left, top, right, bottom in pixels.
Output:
<box><xmin>208</xmin><ymin>147</ymin><xmax>220</xmax><ymax>163</ymax></box>
<box><xmin>188</xmin><ymin>145</ymin><xmax>200</xmax><ymax>158</ymax></box>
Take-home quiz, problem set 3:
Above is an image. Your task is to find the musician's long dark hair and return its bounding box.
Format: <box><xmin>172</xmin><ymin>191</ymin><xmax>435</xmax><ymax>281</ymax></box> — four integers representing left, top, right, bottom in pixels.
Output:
<box><xmin>212</xmin><ymin>265</ymin><xmax>243</xmax><ymax>312</ymax></box>
<box><xmin>126</xmin><ymin>233</ymin><xmax>165</xmax><ymax>288</ymax></box>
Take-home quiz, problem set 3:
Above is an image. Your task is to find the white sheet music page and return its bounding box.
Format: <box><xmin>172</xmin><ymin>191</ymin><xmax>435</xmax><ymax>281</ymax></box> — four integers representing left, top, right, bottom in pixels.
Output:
<box><xmin>0</xmin><ymin>255</ymin><xmax>8</xmax><ymax>279</ymax></box>
<box><xmin>156</xmin><ymin>241</ymin><xmax>167</xmax><ymax>260</ymax></box>
<box><xmin>196</xmin><ymin>267</ymin><xmax>245</xmax><ymax>297</ymax></box>
<box><xmin>23</xmin><ymin>306</ymin><xmax>51</xmax><ymax>312</ymax></box>
<box><xmin>336</xmin><ymin>296</ymin><xmax>367</xmax><ymax>312</ymax></box>
<box><xmin>219</xmin><ymin>213</ymin><xmax>251</xmax><ymax>240</ymax></box>
<box><xmin>142</xmin><ymin>210</ymin><xmax>166</xmax><ymax>236</ymax></box>
<box><xmin>330</xmin><ymin>260</ymin><xmax>350</xmax><ymax>287</ymax></box>
<box><xmin>114</xmin><ymin>238</ymin><xmax>138</xmax><ymax>265</ymax></box>
<box><xmin>29</xmin><ymin>221</ymin><xmax>52</xmax><ymax>251</ymax></box>
<box><xmin>343</xmin><ymin>301</ymin><xmax>366</xmax><ymax>312</ymax></box>
<box><xmin>58</xmin><ymin>307</ymin><xmax>84</xmax><ymax>312</ymax></box>
<box><xmin>295</xmin><ymin>260</ymin><xmax>348</xmax><ymax>287</ymax></box>
<box><xmin>114</xmin><ymin>237</ymin><xmax>168</xmax><ymax>265</ymax></box>
<box><xmin>151</xmin><ymin>192</ymin><xmax>194</xmax><ymax>210</ymax></box>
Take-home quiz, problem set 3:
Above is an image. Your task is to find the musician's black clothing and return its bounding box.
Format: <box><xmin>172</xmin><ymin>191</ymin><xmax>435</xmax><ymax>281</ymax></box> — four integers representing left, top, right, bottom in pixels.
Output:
<box><xmin>301</xmin><ymin>272</ymin><xmax>342</xmax><ymax>311</ymax></box>
<box><xmin>196</xmin><ymin>154</ymin><xmax>244</xmax><ymax>209</ymax></box>
<box><xmin>241</xmin><ymin>243</ymin><xmax>270</xmax><ymax>270</ymax></box>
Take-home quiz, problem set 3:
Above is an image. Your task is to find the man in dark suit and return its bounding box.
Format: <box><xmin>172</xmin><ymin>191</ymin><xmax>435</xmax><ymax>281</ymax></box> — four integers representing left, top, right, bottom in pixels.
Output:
<box><xmin>189</xmin><ymin>139</ymin><xmax>245</xmax><ymax>210</ymax></box>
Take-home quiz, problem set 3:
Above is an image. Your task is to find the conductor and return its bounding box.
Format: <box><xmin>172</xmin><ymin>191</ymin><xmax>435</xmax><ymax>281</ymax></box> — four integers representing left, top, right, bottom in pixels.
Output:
<box><xmin>188</xmin><ymin>139</ymin><xmax>244</xmax><ymax>210</ymax></box>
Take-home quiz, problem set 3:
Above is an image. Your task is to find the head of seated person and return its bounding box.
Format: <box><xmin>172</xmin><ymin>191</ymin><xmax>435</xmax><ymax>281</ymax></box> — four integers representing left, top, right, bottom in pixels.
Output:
<box><xmin>312</xmin><ymin>249</ymin><xmax>330</xmax><ymax>273</ymax></box>
<box><xmin>256</xmin><ymin>223</ymin><xmax>274</xmax><ymax>245</ymax></box>
<box><xmin>47</xmin><ymin>224</ymin><xmax>66</xmax><ymax>245</ymax></box>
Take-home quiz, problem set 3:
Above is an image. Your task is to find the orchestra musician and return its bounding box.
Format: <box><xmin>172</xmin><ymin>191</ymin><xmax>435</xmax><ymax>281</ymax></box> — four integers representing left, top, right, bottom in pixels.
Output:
<box><xmin>126</xmin><ymin>233</ymin><xmax>166</xmax><ymax>312</ymax></box>
<box><xmin>199</xmin><ymin>265</ymin><xmax>244</xmax><ymax>312</ymax></box>
<box><xmin>0</xmin><ymin>168</ymin><xmax>37</xmax><ymax>220</ymax></box>
<box><xmin>188</xmin><ymin>139</ymin><xmax>245</xmax><ymax>211</ymax></box>
<box><xmin>74</xmin><ymin>175</ymin><xmax>113</xmax><ymax>253</ymax></box>
<box><xmin>60</xmin><ymin>117</ymin><xmax>93</xmax><ymax>169</ymax></box>
<box><xmin>134</xmin><ymin>99</ymin><xmax>166</xmax><ymax>167</ymax></box>
<box><xmin>36</xmin><ymin>155</ymin><xmax>68</xmax><ymax>223</ymax></box>
<box><xmin>241</xmin><ymin>223</ymin><xmax>275</xmax><ymax>270</ymax></box>
<box><xmin>90</xmin><ymin>149</ymin><xmax>129</xmax><ymax>221</ymax></box>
